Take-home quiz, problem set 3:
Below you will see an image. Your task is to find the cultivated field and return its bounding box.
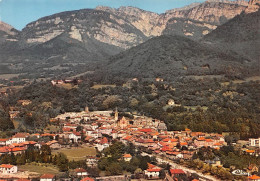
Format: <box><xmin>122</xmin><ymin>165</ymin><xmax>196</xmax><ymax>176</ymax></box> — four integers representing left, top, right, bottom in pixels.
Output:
<box><xmin>53</xmin><ymin>146</ymin><xmax>96</xmax><ymax>161</ymax></box>
<box><xmin>56</xmin><ymin>84</ymin><xmax>78</xmax><ymax>89</ymax></box>
<box><xmin>91</xmin><ymin>84</ymin><xmax>116</xmax><ymax>89</ymax></box>
<box><xmin>20</xmin><ymin>163</ymin><xmax>60</xmax><ymax>175</ymax></box>
<box><xmin>0</xmin><ymin>74</ymin><xmax>21</xmax><ymax>79</ymax></box>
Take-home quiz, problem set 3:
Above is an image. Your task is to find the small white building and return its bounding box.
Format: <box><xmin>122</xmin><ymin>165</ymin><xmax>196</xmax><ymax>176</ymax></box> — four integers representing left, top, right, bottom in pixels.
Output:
<box><xmin>0</xmin><ymin>164</ymin><xmax>18</xmax><ymax>174</ymax></box>
<box><xmin>75</xmin><ymin>168</ymin><xmax>88</xmax><ymax>176</ymax></box>
<box><xmin>0</xmin><ymin>139</ymin><xmax>8</xmax><ymax>146</ymax></box>
<box><xmin>96</xmin><ymin>137</ymin><xmax>109</xmax><ymax>151</ymax></box>
<box><xmin>168</xmin><ymin>99</ymin><xmax>175</xmax><ymax>106</ymax></box>
<box><xmin>91</xmin><ymin>131</ymin><xmax>99</xmax><ymax>139</ymax></box>
<box><xmin>86</xmin><ymin>156</ymin><xmax>99</xmax><ymax>167</ymax></box>
<box><xmin>111</xmin><ymin>130</ymin><xmax>118</xmax><ymax>139</ymax></box>
<box><xmin>144</xmin><ymin>168</ymin><xmax>161</xmax><ymax>178</ymax></box>
<box><xmin>144</xmin><ymin>163</ymin><xmax>161</xmax><ymax>179</ymax></box>
<box><xmin>249</xmin><ymin>138</ymin><xmax>260</xmax><ymax>148</ymax></box>
<box><xmin>123</xmin><ymin>154</ymin><xmax>132</xmax><ymax>162</ymax></box>
<box><xmin>69</xmin><ymin>132</ymin><xmax>82</xmax><ymax>143</ymax></box>
<box><xmin>6</xmin><ymin>133</ymin><xmax>29</xmax><ymax>145</ymax></box>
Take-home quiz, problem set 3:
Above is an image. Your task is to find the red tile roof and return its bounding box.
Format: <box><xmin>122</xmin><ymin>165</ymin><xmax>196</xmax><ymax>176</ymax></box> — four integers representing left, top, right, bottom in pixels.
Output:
<box><xmin>40</xmin><ymin>174</ymin><xmax>55</xmax><ymax>179</ymax></box>
<box><xmin>205</xmin><ymin>139</ymin><xmax>213</xmax><ymax>142</ymax></box>
<box><xmin>123</xmin><ymin>135</ymin><xmax>132</xmax><ymax>140</ymax></box>
<box><xmin>147</xmin><ymin>168</ymin><xmax>161</xmax><ymax>172</ymax></box>
<box><xmin>170</xmin><ymin>169</ymin><xmax>185</xmax><ymax>175</ymax></box>
<box><xmin>180</xmin><ymin>142</ymin><xmax>188</xmax><ymax>146</ymax></box>
<box><xmin>75</xmin><ymin>168</ymin><xmax>87</xmax><ymax>173</ymax></box>
<box><xmin>147</xmin><ymin>163</ymin><xmax>156</xmax><ymax>169</ymax></box>
<box><xmin>81</xmin><ymin>177</ymin><xmax>95</xmax><ymax>181</ymax></box>
<box><xmin>138</xmin><ymin>128</ymin><xmax>153</xmax><ymax>133</ymax></box>
<box><xmin>123</xmin><ymin>154</ymin><xmax>132</xmax><ymax>158</ymax></box>
<box><xmin>246</xmin><ymin>150</ymin><xmax>255</xmax><ymax>153</ymax></box>
<box><xmin>214</xmin><ymin>142</ymin><xmax>222</xmax><ymax>146</ymax></box>
<box><xmin>0</xmin><ymin>164</ymin><xmax>14</xmax><ymax>169</ymax></box>
<box><xmin>100</xmin><ymin>137</ymin><xmax>108</xmax><ymax>144</ymax></box>
<box><xmin>248</xmin><ymin>175</ymin><xmax>260</xmax><ymax>180</ymax></box>
<box><xmin>12</xmin><ymin>133</ymin><xmax>29</xmax><ymax>138</ymax></box>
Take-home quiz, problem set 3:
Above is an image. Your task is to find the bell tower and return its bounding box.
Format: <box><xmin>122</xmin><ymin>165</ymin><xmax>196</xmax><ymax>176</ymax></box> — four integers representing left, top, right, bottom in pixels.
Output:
<box><xmin>115</xmin><ymin>107</ymin><xmax>118</xmax><ymax>121</ymax></box>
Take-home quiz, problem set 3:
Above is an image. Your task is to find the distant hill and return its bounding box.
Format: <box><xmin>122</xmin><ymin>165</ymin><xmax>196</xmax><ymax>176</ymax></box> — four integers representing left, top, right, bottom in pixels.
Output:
<box><xmin>204</xmin><ymin>9</ymin><xmax>260</xmax><ymax>62</ymax></box>
<box><xmin>103</xmin><ymin>35</ymin><xmax>252</xmax><ymax>79</ymax></box>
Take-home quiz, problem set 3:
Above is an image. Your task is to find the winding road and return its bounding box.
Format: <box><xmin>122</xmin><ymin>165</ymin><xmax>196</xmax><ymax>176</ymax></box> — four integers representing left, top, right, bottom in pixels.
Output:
<box><xmin>141</xmin><ymin>152</ymin><xmax>220</xmax><ymax>181</ymax></box>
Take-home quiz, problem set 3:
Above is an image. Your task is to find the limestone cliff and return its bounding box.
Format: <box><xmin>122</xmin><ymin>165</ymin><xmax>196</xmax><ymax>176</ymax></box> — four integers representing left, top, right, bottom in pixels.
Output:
<box><xmin>19</xmin><ymin>9</ymin><xmax>147</xmax><ymax>50</ymax></box>
<box><xmin>97</xmin><ymin>1</ymin><xmax>248</xmax><ymax>39</ymax></box>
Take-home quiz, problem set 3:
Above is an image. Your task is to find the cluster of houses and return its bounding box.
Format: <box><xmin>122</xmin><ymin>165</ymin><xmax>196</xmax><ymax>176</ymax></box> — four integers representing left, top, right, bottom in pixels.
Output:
<box><xmin>51</xmin><ymin>79</ymin><xmax>82</xmax><ymax>86</ymax></box>
<box><xmin>1</xmin><ymin>109</ymin><xmax>259</xmax><ymax>180</ymax></box>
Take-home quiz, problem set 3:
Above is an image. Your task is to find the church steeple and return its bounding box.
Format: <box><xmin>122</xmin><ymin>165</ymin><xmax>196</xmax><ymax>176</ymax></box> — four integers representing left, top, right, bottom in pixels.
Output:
<box><xmin>115</xmin><ymin>107</ymin><xmax>118</xmax><ymax>121</ymax></box>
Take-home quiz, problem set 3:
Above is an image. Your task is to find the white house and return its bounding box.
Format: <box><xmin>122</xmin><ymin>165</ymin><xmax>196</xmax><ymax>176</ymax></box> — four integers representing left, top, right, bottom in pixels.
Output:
<box><xmin>144</xmin><ymin>163</ymin><xmax>161</xmax><ymax>179</ymax></box>
<box><xmin>75</xmin><ymin>168</ymin><xmax>88</xmax><ymax>176</ymax></box>
<box><xmin>249</xmin><ymin>138</ymin><xmax>260</xmax><ymax>148</ymax></box>
<box><xmin>91</xmin><ymin>131</ymin><xmax>99</xmax><ymax>139</ymax></box>
<box><xmin>144</xmin><ymin>168</ymin><xmax>161</xmax><ymax>178</ymax></box>
<box><xmin>123</xmin><ymin>154</ymin><xmax>132</xmax><ymax>162</ymax></box>
<box><xmin>6</xmin><ymin>133</ymin><xmax>29</xmax><ymax>145</ymax></box>
<box><xmin>40</xmin><ymin>174</ymin><xmax>55</xmax><ymax>181</ymax></box>
<box><xmin>99</xmin><ymin>127</ymin><xmax>112</xmax><ymax>135</ymax></box>
<box><xmin>0</xmin><ymin>164</ymin><xmax>18</xmax><ymax>174</ymax></box>
<box><xmin>176</xmin><ymin>153</ymin><xmax>184</xmax><ymax>159</ymax></box>
<box><xmin>69</xmin><ymin>132</ymin><xmax>82</xmax><ymax>143</ymax></box>
<box><xmin>86</xmin><ymin>156</ymin><xmax>99</xmax><ymax>167</ymax></box>
<box><xmin>96</xmin><ymin>137</ymin><xmax>109</xmax><ymax>151</ymax></box>
<box><xmin>0</xmin><ymin>139</ymin><xmax>8</xmax><ymax>146</ymax></box>
<box><xmin>111</xmin><ymin>130</ymin><xmax>118</xmax><ymax>139</ymax></box>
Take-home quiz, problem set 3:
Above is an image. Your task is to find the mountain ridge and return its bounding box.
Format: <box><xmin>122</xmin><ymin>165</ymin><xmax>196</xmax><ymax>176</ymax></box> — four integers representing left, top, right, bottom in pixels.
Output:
<box><xmin>0</xmin><ymin>1</ymin><xmax>258</xmax><ymax>79</ymax></box>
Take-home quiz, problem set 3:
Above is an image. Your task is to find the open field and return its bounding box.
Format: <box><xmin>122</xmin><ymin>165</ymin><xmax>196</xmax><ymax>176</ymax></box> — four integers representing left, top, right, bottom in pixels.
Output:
<box><xmin>186</xmin><ymin>75</ymin><xmax>224</xmax><ymax>80</ymax></box>
<box><xmin>184</xmin><ymin>106</ymin><xmax>208</xmax><ymax>111</ymax></box>
<box><xmin>56</xmin><ymin>84</ymin><xmax>78</xmax><ymax>90</ymax></box>
<box><xmin>53</xmin><ymin>146</ymin><xmax>96</xmax><ymax>161</ymax></box>
<box><xmin>19</xmin><ymin>163</ymin><xmax>60</xmax><ymax>175</ymax></box>
<box><xmin>222</xmin><ymin>76</ymin><xmax>260</xmax><ymax>86</ymax></box>
<box><xmin>91</xmin><ymin>84</ymin><xmax>116</xmax><ymax>89</ymax></box>
<box><xmin>44</xmin><ymin>125</ymin><xmax>60</xmax><ymax>133</ymax></box>
<box><xmin>12</xmin><ymin>120</ymin><xmax>23</xmax><ymax>129</ymax></box>
<box><xmin>0</xmin><ymin>74</ymin><xmax>21</xmax><ymax>80</ymax></box>
<box><xmin>0</xmin><ymin>85</ymin><xmax>24</xmax><ymax>92</ymax></box>
<box><xmin>245</xmin><ymin>76</ymin><xmax>260</xmax><ymax>82</ymax></box>
<box><xmin>69</xmin><ymin>71</ymin><xmax>95</xmax><ymax>79</ymax></box>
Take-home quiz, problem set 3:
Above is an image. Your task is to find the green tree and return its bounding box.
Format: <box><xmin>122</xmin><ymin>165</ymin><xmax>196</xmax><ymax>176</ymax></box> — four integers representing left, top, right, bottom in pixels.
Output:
<box><xmin>106</xmin><ymin>162</ymin><xmax>123</xmax><ymax>175</ymax></box>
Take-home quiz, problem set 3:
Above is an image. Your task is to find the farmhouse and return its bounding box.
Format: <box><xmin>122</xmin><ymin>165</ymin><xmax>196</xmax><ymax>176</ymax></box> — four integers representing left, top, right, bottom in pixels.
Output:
<box><xmin>0</xmin><ymin>164</ymin><xmax>18</xmax><ymax>174</ymax></box>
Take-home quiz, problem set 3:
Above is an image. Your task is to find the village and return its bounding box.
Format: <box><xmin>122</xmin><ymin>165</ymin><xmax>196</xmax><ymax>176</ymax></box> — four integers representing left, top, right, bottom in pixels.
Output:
<box><xmin>0</xmin><ymin>106</ymin><xmax>259</xmax><ymax>181</ymax></box>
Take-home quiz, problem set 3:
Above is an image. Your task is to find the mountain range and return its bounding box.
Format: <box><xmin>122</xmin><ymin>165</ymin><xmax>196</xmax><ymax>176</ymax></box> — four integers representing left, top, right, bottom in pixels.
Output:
<box><xmin>0</xmin><ymin>0</ymin><xmax>259</xmax><ymax>79</ymax></box>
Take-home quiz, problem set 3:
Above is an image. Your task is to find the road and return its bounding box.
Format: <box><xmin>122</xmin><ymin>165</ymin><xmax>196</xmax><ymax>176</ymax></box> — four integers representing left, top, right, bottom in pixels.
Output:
<box><xmin>141</xmin><ymin>152</ymin><xmax>220</xmax><ymax>181</ymax></box>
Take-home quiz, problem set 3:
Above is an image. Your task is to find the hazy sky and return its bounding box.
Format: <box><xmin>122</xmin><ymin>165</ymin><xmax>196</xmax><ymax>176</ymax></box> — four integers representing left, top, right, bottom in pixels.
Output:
<box><xmin>0</xmin><ymin>0</ymin><xmax>204</xmax><ymax>30</ymax></box>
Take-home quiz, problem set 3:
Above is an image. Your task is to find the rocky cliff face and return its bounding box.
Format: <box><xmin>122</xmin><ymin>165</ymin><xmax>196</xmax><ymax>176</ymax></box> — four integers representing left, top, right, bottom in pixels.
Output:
<box><xmin>96</xmin><ymin>6</ymin><xmax>164</xmax><ymax>37</ymax></box>
<box><xmin>165</xmin><ymin>2</ymin><xmax>247</xmax><ymax>25</ymax></box>
<box><xmin>0</xmin><ymin>21</ymin><xmax>19</xmax><ymax>43</ymax></box>
<box><xmin>0</xmin><ymin>21</ymin><xmax>18</xmax><ymax>36</ymax></box>
<box><xmin>3</xmin><ymin>1</ymin><xmax>250</xmax><ymax>51</ymax></box>
<box><xmin>19</xmin><ymin>9</ymin><xmax>147</xmax><ymax>50</ymax></box>
<box><xmin>97</xmin><ymin>1</ymin><xmax>248</xmax><ymax>39</ymax></box>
